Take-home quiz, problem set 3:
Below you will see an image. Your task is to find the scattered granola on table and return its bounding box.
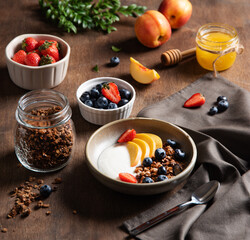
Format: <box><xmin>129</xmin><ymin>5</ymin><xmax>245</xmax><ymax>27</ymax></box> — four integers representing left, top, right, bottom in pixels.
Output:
<box><xmin>1</xmin><ymin>228</ymin><xmax>8</xmax><ymax>233</ymax></box>
<box><xmin>6</xmin><ymin>176</ymin><xmax>61</xmax><ymax>219</ymax></box>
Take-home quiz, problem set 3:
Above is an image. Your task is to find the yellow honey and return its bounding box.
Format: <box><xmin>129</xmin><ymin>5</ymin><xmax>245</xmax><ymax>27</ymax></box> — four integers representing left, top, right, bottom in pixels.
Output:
<box><xmin>196</xmin><ymin>23</ymin><xmax>239</xmax><ymax>71</ymax></box>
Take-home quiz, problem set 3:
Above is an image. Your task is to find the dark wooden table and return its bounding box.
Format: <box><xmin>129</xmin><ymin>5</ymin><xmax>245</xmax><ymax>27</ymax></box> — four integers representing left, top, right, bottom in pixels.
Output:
<box><xmin>0</xmin><ymin>0</ymin><xmax>249</xmax><ymax>239</ymax></box>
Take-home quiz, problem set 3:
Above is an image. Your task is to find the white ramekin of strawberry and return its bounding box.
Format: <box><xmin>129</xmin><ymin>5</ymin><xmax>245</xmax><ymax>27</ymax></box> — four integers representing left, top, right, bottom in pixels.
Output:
<box><xmin>76</xmin><ymin>77</ymin><xmax>136</xmax><ymax>125</ymax></box>
<box><xmin>5</xmin><ymin>34</ymin><xmax>70</xmax><ymax>90</ymax></box>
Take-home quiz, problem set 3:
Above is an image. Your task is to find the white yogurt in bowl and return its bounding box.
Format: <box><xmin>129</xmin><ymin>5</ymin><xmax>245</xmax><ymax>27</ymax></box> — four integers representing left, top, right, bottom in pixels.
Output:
<box><xmin>97</xmin><ymin>143</ymin><xmax>137</xmax><ymax>180</ymax></box>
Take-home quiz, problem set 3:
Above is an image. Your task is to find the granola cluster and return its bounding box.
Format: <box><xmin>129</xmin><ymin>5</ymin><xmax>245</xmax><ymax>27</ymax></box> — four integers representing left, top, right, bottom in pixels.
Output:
<box><xmin>15</xmin><ymin>106</ymin><xmax>74</xmax><ymax>170</ymax></box>
<box><xmin>7</xmin><ymin>176</ymin><xmax>61</xmax><ymax>219</ymax></box>
<box><xmin>135</xmin><ymin>143</ymin><xmax>187</xmax><ymax>183</ymax></box>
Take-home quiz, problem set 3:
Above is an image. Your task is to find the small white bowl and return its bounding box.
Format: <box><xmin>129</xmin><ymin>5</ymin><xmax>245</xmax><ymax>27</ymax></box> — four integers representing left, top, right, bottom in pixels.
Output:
<box><xmin>5</xmin><ymin>33</ymin><xmax>70</xmax><ymax>90</ymax></box>
<box><xmin>86</xmin><ymin>118</ymin><xmax>197</xmax><ymax>195</ymax></box>
<box><xmin>76</xmin><ymin>77</ymin><xmax>136</xmax><ymax>125</ymax></box>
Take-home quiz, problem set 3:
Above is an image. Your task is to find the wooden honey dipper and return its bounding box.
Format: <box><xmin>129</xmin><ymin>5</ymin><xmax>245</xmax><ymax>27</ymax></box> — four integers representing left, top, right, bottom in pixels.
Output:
<box><xmin>161</xmin><ymin>47</ymin><xmax>196</xmax><ymax>66</ymax></box>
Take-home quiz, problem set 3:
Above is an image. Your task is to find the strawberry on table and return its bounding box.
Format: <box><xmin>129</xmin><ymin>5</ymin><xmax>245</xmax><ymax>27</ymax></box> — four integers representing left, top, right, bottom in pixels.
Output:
<box><xmin>39</xmin><ymin>40</ymin><xmax>60</xmax><ymax>61</ymax></box>
<box><xmin>40</xmin><ymin>54</ymin><xmax>56</xmax><ymax>66</ymax></box>
<box><xmin>101</xmin><ymin>82</ymin><xmax>121</xmax><ymax>104</ymax></box>
<box><xmin>24</xmin><ymin>52</ymin><xmax>41</xmax><ymax>66</ymax></box>
<box><xmin>183</xmin><ymin>93</ymin><xmax>205</xmax><ymax>108</ymax></box>
<box><xmin>119</xmin><ymin>173</ymin><xmax>137</xmax><ymax>183</ymax></box>
<box><xmin>12</xmin><ymin>50</ymin><xmax>27</xmax><ymax>64</ymax></box>
<box><xmin>22</xmin><ymin>37</ymin><xmax>38</xmax><ymax>52</ymax></box>
<box><xmin>118</xmin><ymin>129</ymin><xmax>136</xmax><ymax>143</ymax></box>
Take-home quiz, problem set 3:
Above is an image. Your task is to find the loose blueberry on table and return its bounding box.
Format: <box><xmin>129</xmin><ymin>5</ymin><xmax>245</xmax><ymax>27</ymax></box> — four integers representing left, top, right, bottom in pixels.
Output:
<box><xmin>40</xmin><ymin>184</ymin><xmax>52</xmax><ymax>198</ymax></box>
<box><xmin>80</xmin><ymin>82</ymin><xmax>131</xmax><ymax>109</ymax></box>
<box><xmin>109</xmin><ymin>57</ymin><xmax>120</xmax><ymax>67</ymax></box>
<box><xmin>217</xmin><ymin>99</ymin><xmax>229</xmax><ymax>112</ymax></box>
<box><xmin>208</xmin><ymin>106</ymin><xmax>218</xmax><ymax>115</ymax></box>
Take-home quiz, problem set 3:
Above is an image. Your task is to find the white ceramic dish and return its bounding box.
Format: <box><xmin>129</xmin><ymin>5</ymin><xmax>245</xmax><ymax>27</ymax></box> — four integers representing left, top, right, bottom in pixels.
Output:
<box><xmin>76</xmin><ymin>77</ymin><xmax>136</xmax><ymax>125</ymax></box>
<box><xmin>5</xmin><ymin>33</ymin><xmax>70</xmax><ymax>90</ymax></box>
<box><xmin>86</xmin><ymin>117</ymin><xmax>197</xmax><ymax>195</ymax></box>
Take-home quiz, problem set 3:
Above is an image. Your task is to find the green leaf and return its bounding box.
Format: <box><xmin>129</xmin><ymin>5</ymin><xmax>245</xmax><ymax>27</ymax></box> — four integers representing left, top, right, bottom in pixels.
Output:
<box><xmin>111</xmin><ymin>46</ymin><xmax>121</xmax><ymax>52</ymax></box>
<box><xmin>92</xmin><ymin>65</ymin><xmax>99</xmax><ymax>72</ymax></box>
<box><xmin>39</xmin><ymin>0</ymin><xmax>146</xmax><ymax>34</ymax></box>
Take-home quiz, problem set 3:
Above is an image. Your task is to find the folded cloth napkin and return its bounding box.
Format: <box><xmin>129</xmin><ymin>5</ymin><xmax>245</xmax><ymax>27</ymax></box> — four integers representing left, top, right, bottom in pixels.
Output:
<box><xmin>123</xmin><ymin>73</ymin><xmax>250</xmax><ymax>240</ymax></box>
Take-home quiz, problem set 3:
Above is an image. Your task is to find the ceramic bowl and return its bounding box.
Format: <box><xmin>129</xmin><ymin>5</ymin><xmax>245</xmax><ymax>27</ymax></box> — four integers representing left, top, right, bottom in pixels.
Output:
<box><xmin>76</xmin><ymin>77</ymin><xmax>136</xmax><ymax>125</ymax></box>
<box><xmin>5</xmin><ymin>33</ymin><xmax>70</xmax><ymax>90</ymax></box>
<box><xmin>86</xmin><ymin>117</ymin><xmax>197</xmax><ymax>195</ymax></box>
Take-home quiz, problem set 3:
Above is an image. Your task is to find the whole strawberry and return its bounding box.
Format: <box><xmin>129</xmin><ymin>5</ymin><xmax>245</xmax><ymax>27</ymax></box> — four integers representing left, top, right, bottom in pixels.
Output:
<box><xmin>40</xmin><ymin>54</ymin><xmax>56</xmax><ymax>66</ymax></box>
<box><xmin>37</xmin><ymin>40</ymin><xmax>59</xmax><ymax>49</ymax></box>
<box><xmin>12</xmin><ymin>50</ymin><xmax>27</xmax><ymax>64</ymax></box>
<box><xmin>27</xmin><ymin>49</ymin><xmax>41</xmax><ymax>56</ymax></box>
<box><xmin>24</xmin><ymin>52</ymin><xmax>41</xmax><ymax>66</ymax></box>
<box><xmin>39</xmin><ymin>40</ymin><xmax>60</xmax><ymax>61</ymax></box>
<box><xmin>22</xmin><ymin>37</ymin><xmax>38</xmax><ymax>52</ymax></box>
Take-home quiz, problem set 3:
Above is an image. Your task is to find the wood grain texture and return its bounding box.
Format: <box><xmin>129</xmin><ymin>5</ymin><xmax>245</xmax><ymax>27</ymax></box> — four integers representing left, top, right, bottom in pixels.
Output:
<box><xmin>0</xmin><ymin>0</ymin><xmax>249</xmax><ymax>239</ymax></box>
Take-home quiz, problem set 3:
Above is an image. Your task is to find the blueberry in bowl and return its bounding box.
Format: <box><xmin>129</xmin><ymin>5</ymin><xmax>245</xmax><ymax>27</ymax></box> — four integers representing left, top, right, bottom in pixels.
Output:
<box><xmin>76</xmin><ymin>77</ymin><xmax>136</xmax><ymax>125</ymax></box>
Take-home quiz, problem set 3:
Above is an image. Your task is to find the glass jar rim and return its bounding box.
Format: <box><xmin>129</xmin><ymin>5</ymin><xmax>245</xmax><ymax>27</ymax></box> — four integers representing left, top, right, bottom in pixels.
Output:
<box><xmin>16</xmin><ymin>89</ymin><xmax>71</xmax><ymax>129</ymax></box>
<box><xmin>196</xmin><ymin>23</ymin><xmax>238</xmax><ymax>45</ymax></box>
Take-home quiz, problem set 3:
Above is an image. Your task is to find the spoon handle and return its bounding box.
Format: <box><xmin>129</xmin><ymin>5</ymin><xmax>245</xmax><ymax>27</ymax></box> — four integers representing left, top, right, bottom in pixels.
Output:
<box><xmin>129</xmin><ymin>200</ymin><xmax>193</xmax><ymax>236</ymax></box>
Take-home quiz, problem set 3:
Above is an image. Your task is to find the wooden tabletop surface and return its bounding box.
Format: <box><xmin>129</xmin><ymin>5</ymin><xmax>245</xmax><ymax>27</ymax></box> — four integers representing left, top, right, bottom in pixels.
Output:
<box><xmin>0</xmin><ymin>0</ymin><xmax>249</xmax><ymax>239</ymax></box>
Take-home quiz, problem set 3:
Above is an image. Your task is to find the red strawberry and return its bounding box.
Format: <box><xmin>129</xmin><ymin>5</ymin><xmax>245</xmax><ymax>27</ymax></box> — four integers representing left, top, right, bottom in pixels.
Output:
<box><xmin>119</xmin><ymin>173</ymin><xmax>137</xmax><ymax>183</ymax></box>
<box><xmin>22</xmin><ymin>37</ymin><xmax>38</xmax><ymax>52</ymax></box>
<box><xmin>101</xmin><ymin>82</ymin><xmax>121</xmax><ymax>104</ymax></box>
<box><xmin>39</xmin><ymin>54</ymin><xmax>56</xmax><ymax>66</ymax></box>
<box><xmin>24</xmin><ymin>52</ymin><xmax>41</xmax><ymax>66</ymax></box>
<box><xmin>118</xmin><ymin>129</ymin><xmax>136</xmax><ymax>143</ymax></box>
<box><xmin>27</xmin><ymin>49</ymin><xmax>41</xmax><ymax>56</ymax></box>
<box><xmin>183</xmin><ymin>93</ymin><xmax>206</xmax><ymax>108</ymax></box>
<box><xmin>37</xmin><ymin>40</ymin><xmax>58</xmax><ymax>49</ymax></box>
<box><xmin>39</xmin><ymin>40</ymin><xmax>60</xmax><ymax>61</ymax></box>
<box><xmin>12</xmin><ymin>50</ymin><xmax>27</xmax><ymax>64</ymax></box>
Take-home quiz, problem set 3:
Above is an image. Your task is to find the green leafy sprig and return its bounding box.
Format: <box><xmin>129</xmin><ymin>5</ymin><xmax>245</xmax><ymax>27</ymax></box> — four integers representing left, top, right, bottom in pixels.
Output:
<box><xmin>39</xmin><ymin>0</ymin><xmax>146</xmax><ymax>33</ymax></box>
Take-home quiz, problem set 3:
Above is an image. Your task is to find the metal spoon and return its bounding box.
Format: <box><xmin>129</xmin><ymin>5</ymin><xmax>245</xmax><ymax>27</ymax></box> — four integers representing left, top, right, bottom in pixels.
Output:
<box><xmin>129</xmin><ymin>180</ymin><xmax>220</xmax><ymax>236</ymax></box>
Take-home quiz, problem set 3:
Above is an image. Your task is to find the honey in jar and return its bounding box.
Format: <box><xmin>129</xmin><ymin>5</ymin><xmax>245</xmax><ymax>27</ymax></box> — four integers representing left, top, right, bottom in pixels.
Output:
<box><xmin>196</xmin><ymin>23</ymin><xmax>242</xmax><ymax>72</ymax></box>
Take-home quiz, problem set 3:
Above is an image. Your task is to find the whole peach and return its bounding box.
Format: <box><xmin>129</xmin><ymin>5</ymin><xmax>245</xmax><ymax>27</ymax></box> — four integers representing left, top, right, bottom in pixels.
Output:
<box><xmin>159</xmin><ymin>0</ymin><xmax>192</xmax><ymax>29</ymax></box>
<box><xmin>134</xmin><ymin>10</ymin><xmax>172</xmax><ymax>48</ymax></box>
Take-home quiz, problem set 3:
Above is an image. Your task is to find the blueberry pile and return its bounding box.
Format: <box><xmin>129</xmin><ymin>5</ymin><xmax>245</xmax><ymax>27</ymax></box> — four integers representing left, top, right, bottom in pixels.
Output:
<box><xmin>208</xmin><ymin>96</ymin><xmax>229</xmax><ymax>115</ymax></box>
<box><xmin>80</xmin><ymin>82</ymin><xmax>131</xmax><ymax>109</ymax></box>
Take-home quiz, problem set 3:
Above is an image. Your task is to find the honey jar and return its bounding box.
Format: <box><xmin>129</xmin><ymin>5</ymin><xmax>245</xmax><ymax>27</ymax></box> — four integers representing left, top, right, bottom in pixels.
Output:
<box><xmin>196</xmin><ymin>23</ymin><xmax>243</xmax><ymax>73</ymax></box>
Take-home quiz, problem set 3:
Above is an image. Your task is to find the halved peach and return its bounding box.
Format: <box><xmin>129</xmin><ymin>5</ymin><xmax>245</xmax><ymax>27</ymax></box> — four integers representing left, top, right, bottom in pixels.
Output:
<box><xmin>135</xmin><ymin>133</ymin><xmax>156</xmax><ymax>157</ymax></box>
<box><xmin>131</xmin><ymin>138</ymin><xmax>150</xmax><ymax>163</ymax></box>
<box><xmin>146</xmin><ymin>133</ymin><xmax>163</xmax><ymax>149</ymax></box>
<box><xmin>126</xmin><ymin>141</ymin><xmax>142</xmax><ymax>167</ymax></box>
<box><xmin>130</xmin><ymin>57</ymin><xmax>160</xmax><ymax>84</ymax></box>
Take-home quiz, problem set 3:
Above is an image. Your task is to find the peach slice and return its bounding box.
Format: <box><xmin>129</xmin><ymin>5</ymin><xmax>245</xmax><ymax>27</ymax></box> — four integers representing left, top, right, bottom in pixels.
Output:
<box><xmin>135</xmin><ymin>133</ymin><xmax>156</xmax><ymax>157</ymax></box>
<box><xmin>131</xmin><ymin>138</ymin><xmax>150</xmax><ymax>163</ymax></box>
<box><xmin>130</xmin><ymin>57</ymin><xmax>160</xmax><ymax>84</ymax></box>
<box><xmin>146</xmin><ymin>133</ymin><xmax>163</xmax><ymax>149</ymax></box>
<box><xmin>126</xmin><ymin>141</ymin><xmax>142</xmax><ymax>167</ymax></box>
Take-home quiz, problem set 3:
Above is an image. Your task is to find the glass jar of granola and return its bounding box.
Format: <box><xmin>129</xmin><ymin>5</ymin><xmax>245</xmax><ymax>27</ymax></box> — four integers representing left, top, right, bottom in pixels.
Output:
<box><xmin>15</xmin><ymin>89</ymin><xmax>75</xmax><ymax>173</ymax></box>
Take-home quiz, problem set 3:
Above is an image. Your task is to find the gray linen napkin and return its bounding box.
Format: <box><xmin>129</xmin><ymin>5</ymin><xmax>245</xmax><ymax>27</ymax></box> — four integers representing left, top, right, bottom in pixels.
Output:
<box><xmin>123</xmin><ymin>73</ymin><xmax>250</xmax><ymax>240</ymax></box>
